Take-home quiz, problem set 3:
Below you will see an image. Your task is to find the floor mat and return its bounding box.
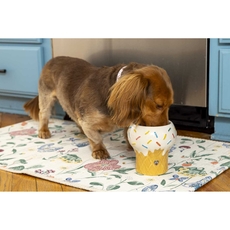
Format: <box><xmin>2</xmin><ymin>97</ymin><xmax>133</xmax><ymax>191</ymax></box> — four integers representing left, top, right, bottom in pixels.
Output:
<box><xmin>0</xmin><ymin>119</ymin><xmax>230</xmax><ymax>192</ymax></box>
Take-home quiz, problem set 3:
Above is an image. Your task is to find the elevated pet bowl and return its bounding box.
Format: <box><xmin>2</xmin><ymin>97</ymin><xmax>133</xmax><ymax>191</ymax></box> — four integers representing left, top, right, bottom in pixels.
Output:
<box><xmin>127</xmin><ymin>121</ymin><xmax>177</xmax><ymax>176</ymax></box>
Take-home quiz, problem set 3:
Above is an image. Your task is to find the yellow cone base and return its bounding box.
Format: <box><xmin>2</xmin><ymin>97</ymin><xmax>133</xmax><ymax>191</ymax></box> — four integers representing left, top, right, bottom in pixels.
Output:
<box><xmin>135</xmin><ymin>149</ymin><xmax>169</xmax><ymax>176</ymax></box>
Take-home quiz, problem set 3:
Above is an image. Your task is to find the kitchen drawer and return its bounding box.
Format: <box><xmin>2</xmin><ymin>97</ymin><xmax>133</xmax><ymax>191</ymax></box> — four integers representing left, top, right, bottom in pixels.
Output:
<box><xmin>0</xmin><ymin>46</ymin><xmax>43</xmax><ymax>96</ymax></box>
<box><xmin>219</xmin><ymin>39</ymin><xmax>230</xmax><ymax>44</ymax></box>
<box><xmin>218</xmin><ymin>49</ymin><xmax>230</xmax><ymax>113</ymax></box>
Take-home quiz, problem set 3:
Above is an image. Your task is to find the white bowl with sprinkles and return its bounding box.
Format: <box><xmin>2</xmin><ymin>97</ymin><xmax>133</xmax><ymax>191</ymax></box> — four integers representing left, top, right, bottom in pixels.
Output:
<box><xmin>127</xmin><ymin>121</ymin><xmax>177</xmax><ymax>156</ymax></box>
<box><xmin>127</xmin><ymin>121</ymin><xmax>177</xmax><ymax>175</ymax></box>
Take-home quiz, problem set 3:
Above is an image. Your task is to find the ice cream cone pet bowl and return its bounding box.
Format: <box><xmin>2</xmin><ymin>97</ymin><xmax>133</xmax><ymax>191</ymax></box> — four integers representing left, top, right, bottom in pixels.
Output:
<box><xmin>127</xmin><ymin>121</ymin><xmax>177</xmax><ymax>176</ymax></box>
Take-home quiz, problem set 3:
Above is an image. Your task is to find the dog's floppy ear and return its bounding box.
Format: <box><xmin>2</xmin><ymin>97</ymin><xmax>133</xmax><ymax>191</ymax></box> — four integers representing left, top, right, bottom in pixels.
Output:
<box><xmin>108</xmin><ymin>72</ymin><xmax>151</xmax><ymax>127</ymax></box>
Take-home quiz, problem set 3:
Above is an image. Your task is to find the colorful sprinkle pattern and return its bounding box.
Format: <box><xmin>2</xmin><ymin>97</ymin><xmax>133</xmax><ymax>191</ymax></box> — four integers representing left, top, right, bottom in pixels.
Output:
<box><xmin>127</xmin><ymin>122</ymin><xmax>177</xmax><ymax>156</ymax></box>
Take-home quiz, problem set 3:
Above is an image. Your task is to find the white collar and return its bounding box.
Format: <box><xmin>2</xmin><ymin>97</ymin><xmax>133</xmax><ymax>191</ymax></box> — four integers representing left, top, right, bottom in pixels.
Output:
<box><xmin>116</xmin><ymin>66</ymin><xmax>127</xmax><ymax>81</ymax></box>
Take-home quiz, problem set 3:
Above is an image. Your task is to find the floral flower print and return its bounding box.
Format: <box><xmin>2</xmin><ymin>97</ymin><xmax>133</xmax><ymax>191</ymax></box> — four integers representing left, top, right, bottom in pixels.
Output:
<box><xmin>178</xmin><ymin>167</ymin><xmax>207</xmax><ymax>177</ymax></box>
<box><xmin>69</xmin><ymin>148</ymin><xmax>78</xmax><ymax>152</ymax></box>
<box><xmin>35</xmin><ymin>169</ymin><xmax>55</xmax><ymax>175</ymax></box>
<box><xmin>60</xmin><ymin>154</ymin><xmax>82</xmax><ymax>163</ymax></box>
<box><xmin>182</xmin><ymin>162</ymin><xmax>193</xmax><ymax>167</ymax></box>
<box><xmin>65</xmin><ymin>177</ymin><xmax>81</xmax><ymax>183</ymax></box>
<box><xmin>169</xmin><ymin>146</ymin><xmax>176</xmax><ymax>153</ymax></box>
<box><xmin>223</xmin><ymin>143</ymin><xmax>230</xmax><ymax>148</ymax></box>
<box><xmin>69</xmin><ymin>137</ymin><xmax>89</xmax><ymax>147</ymax></box>
<box><xmin>146</xmin><ymin>178</ymin><xmax>155</xmax><ymax>182</ymax></box>
<box><xmin>38</xmin><ymin>143</ymin><xmax>63</xmax><ymax>152</ymax></box>
<box><xmin>52</xmin><ymin>130</ymin><xmax>66</xmax><ymax>134</ymax></box>
<box><xmin>184</xmin><ymin>176</ymin><xmax>212</xmax><ymax>190</ymax></box>
<box><xmin>169</xmin><ymin>174</ymin><xmax>188</xmax><ymax>182</ymax></box>
<box><xmin>179</xmin><ymin>146</ymin><xmax>191</xmax><ymax>152</ymax></box>
<box><xmin>142</xmin><ymin>184</ymin><xmax>158</xmax><ymax>192</ymax></box>
<box><xmin>84</xmin><ymin>159</ymin><xmax>121</xmax><ymax>172</ymax></box>
<box><xmin>21</xmin><ymin>121</ymin><xmax>27</xmax><ymax>126</ymax></box>
<box><xmin>9</xmin><ymin>128</ymin><xmax>37</xmax><ymax>136</ymax></box>
<box><xmin>76</xmin><ymin>142</ymin><xmax>89</xmax><ymax>148</ymax></box>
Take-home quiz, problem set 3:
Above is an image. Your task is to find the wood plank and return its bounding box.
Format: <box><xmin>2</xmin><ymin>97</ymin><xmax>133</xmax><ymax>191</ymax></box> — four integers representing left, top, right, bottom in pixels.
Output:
<box><xmin>11</xmin><ymin>173</ymin><xmax>37</xmax><ymax>191</ymax></box>
<box><xmin>0</xmin><ymin>112</ymin><xmax>2</xmax><ymax>127</ymax></box>
<box><xmin>0</xmin><ymin>112</ymin><xmax>30</xmax><ymax>128</ymax></box>
<box><xmin>36</xmin><ymin>177</ymin><xmax>63</xmax><ymax>191</ymax></box>
<box><xmin>197</xmin><ymin>170</ymin><xmax>230</xmax><ymax>191</ymax></box>
<box><xmin>0</xmin><ymin>170</ymin><xmax>12</xmax><ymax>191</ymax></box>
<box><xmin>177</xmin><ymin>130</ymin><xmax>211</xmax><ymax>140</ymax></box>
<box><xmin>61</xmin><ymin>184</ymin><xmax>88</xmax><ymax>192</ymax></box>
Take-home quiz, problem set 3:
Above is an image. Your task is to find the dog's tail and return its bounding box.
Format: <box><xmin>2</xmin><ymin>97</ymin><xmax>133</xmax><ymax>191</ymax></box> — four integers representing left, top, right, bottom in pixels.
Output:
<box><xmin>23</xmin><ymin>96</ymin><xmax>40</xmax><ymax>121</ymax></box>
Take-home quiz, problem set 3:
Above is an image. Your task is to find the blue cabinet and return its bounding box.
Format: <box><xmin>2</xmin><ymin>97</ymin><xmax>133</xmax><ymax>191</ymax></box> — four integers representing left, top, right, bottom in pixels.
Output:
<box><xmin>0</xmin><ymin>39</ymin><xmax>51</xmax><ymax>114</ymax></box>
<box><xmin>209</xmin><ymin>38</ymin><xmax>230</xmax><ymax>141</ymax></box>
<box><xmin>0</xmin><ymin>39</ymin><xmax>64</xmax><ymax>118</ymax></box>
<box><xmin>0</xmin><ymin>46</ymin><xmax>43</xmax><ymax>95</ymax></box>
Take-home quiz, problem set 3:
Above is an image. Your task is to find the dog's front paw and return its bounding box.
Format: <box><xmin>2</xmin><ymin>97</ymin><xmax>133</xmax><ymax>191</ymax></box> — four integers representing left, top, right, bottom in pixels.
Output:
<box><xmin>92</xmin><ymin>149</ymin><xmax>110</xmax><ymax>160</ymax></box>
<box><xmin>38</xmin><ymin>129</ymin><xmax>51</xmax><ymax>139</ymax></box>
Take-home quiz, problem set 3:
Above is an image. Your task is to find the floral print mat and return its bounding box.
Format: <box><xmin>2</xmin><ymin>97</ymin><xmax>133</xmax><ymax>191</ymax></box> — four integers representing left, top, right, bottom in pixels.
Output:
<box><xmin>0</xmin><ymin>118</ymin><xmax>230</xmax><ymax>192</ymax></box>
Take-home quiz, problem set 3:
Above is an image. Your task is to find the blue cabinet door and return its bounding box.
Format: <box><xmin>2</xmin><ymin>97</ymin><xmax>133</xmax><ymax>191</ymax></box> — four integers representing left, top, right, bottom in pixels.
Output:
<box><xmin>0</xmin><ymin>46</ymin><xmax>43</xmax><ymax>95</ymax></box>
<box><xmin>209</xmin><ymin>38</ymin><xmax>230</xmax><ymax>141</ymax></box>
<box><xmin>219</xmin><ymin>49</ymin><xmax>230</xmax><ymax>114</ymax></box>
<box><xmin>209</xmin><ymin>39</ymin><xmax>230</xmax><ymax>117</ymax></box>
<box><xmin>0</xmin><ymin>39</ymin><xmax>55</xmax><ymax>115</ymax></box>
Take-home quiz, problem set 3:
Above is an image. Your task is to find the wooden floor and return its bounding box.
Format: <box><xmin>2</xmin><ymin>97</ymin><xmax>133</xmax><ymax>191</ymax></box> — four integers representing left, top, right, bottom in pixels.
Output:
<box><xmin>0</xmin><ymin>112</ymin><xmax>230</xmax><ymax>192</ymax></box>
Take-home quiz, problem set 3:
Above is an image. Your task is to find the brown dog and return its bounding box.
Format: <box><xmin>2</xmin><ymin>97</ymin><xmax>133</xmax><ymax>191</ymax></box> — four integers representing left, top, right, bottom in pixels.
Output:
<box><xmin>24</xmin><ymin>56</ymin><xmax>174</xmax><ymax>159</ymax></box>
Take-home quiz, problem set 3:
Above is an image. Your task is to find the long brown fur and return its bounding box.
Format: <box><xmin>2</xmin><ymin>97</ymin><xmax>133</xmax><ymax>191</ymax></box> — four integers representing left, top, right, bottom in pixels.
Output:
<box><xmin>23</xmin><ymin>56</ymin><xmax>174</xmax><ymax>160</ymax></box>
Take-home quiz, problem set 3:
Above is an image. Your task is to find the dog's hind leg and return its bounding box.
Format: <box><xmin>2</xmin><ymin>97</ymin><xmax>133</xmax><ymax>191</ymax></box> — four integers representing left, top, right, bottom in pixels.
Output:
<box><xmin>38</xmin><ymin>90</ymin><xmax>56</xmax><ymax>139</ymax></box>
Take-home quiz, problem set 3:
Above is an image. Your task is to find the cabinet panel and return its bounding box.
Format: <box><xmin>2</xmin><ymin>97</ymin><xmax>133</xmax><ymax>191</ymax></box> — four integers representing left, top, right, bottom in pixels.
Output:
<box><xmin>0</xmin><ymin>46</ymin><xmax>43</xmax><ymax>96</ymax></box>
<box><xmin>0</xmin><ymin>39</ymin><xmax>42</xmax><ymax>44</ymax></box>
<box><xmin>219</xmin><ymin>49</ymin><xmax>230</xmax><ymax>113</ymax></box>
<box><xmin>219</xmin><ymin>39</ymin><xmax>230</xmax><ymax>44</ymax></box>
<box><xmin>0</xmin><ymin>38</ymin><xmax>64</xmax><ymax>117</ymax></box>
<box><xmin>209</xmin><ymin>39</ymin><xmax>230</xmax><ymax>142</ymax></box>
